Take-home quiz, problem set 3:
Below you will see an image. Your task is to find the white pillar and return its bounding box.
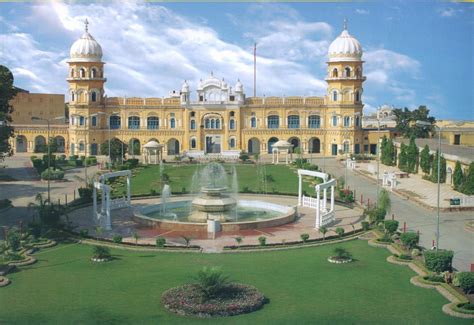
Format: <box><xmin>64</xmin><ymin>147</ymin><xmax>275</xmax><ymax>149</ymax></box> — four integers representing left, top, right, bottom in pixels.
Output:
<box><xmin>315</xmin><ymin>187</ymin><xmax>320</xmax><ymax>229</ymax></box>
<box><xmin>298</xmin><ymin>174</ymin><xmax>302</xmax><ymax>206</ymax></box>
<box><xmin>323</xmin><ymin>188</ymin><xmax>327</xmax><ymax>211</ymax></box>
<box><xmin>105</xmin><ymin>190</ymin><xmax>112</xmax><ymax>230</ymax></box>
<box><xmin>330</xmin><ymin>185</ymin><xmax>335</xmax><ymax>212</ymax></box>
<box><xmin>93</xmin><ymin>185</ymin><xmax>97</xmax><ymax>221</ymax></box>
<box><xmin>126</xmin><ymin>175</ymin><xmax>131</xmax><ymax>205</ymax></box>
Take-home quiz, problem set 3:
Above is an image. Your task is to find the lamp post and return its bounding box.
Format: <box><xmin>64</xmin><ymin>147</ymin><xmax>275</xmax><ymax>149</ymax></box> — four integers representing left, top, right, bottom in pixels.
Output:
<box><xmin>31</xmin><ymin>115</ymin><xmax>65</xmax><ymax>202</ymax></box>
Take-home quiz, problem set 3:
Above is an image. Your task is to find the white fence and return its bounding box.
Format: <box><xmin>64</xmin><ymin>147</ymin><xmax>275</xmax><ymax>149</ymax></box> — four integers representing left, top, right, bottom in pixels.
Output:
<box><xmin>110</xmin><ymin>197</ymin><xmax>130</xmax><ymax>210</ymax></box>
<box><xmin>302</xmin><ymin>195</ymin><xmax>324</xmax><ymax>209</ymax></box>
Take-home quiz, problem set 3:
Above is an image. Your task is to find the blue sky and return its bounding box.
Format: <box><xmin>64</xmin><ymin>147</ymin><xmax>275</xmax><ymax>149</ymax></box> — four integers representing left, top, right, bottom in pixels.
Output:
<box><xmin>0</xmin><ymin>1</ymin><xmax>472</xmax><ymax>120</ymax></box>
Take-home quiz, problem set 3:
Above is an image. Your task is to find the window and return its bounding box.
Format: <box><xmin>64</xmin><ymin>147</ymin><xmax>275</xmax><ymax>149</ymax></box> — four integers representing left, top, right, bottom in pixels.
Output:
<box><xmin>71</xmin><ymin>92</ymin><xmax>75</xmax><ymax>101</ymax></box>
<box><xmin>251</xmin><ymin>117</ymin><xmax>257</xmax><ymax>128</ymax></box>
<box><xmin>268</xmin><ymin>115</ymin><xmax>279</xmax><ymax>129</ymax></box>
<box><xmin>110</xmin><ymin>115</ymin><xmax>121</xmax><ymax>129</ymax></box>
<box><xmin>79</xmin><ymin>142</ymin><xmax>85</xmax><ymax>151</ymax></box>
<box><xmin>79</xmin><ymin>116</ymin><xmax>85</xmax><ymax>126</ymax></box>
<box><xmin>91</xmin><ymin>92</ymin><xmax>97</xmax><ymax>102</ymax></box>
<box><xmin>229</xmin><ymin>119</ymin><xmax>235</xmax><ymax>130</ymax></box>
<box><xmin>355</xmin><ymin>90</ymin><xmax>360</xmax><ymax>102</ymax></box>
<box><xmin>230</xmin><ymin>138</ymin><xmax>235</xmax><ymax>148</ymax></box>
<box><xmin>190</xmin><ymin>112</ymin><xmax>195</xmax><ymax>117</ymax></box>
<box><xmin>308</xmin><ymin>115</ymin><xmax>321</xmax><ymax>129</ymax></box>
<box><xmin>205</xmin><ymin>119</ymin><xmax>210</xmax><ymax>128</ymax></box>
<box><xmin>230</xmin><ymin>111</ymin><xmax>235</xmax><ymax>117</ymax></box>
<box><xmin>91</xmin><ymin>68</ymin><xmax>97</xmax><ymax>78</ymax></box>
<box><xmin>343</xmin><ymin>116</ymin><xmax>350</xmax><ymax>127</ymax></box>
<box><xmin>355</xmin><ymin>68</ymin><xmax>361</xmax><ymax>78</ymax></box>
<box><xmin>147</xmin><ymin>116</ymin><xmax>159</xmax><ymax>129</ymax></box>
<box><xmin>91</xmin><ymin>116</ymin><xmax>97</xmax><ymax>127</ymax></box>
<box><xmin>170</xmin><ymin>118</ymin><xmax>176</xmax><ymax>129</ymax></box>
<box><xmin>355</xmin><ymin>116</ymin><xmax>360</xmax><ymax>127</ymax></box>
<box><xmin>80</xmin><ymin>68</ymin><xmax>85</xmax><ymax>78</ymax></box>
<box><xmin>345</xmin><ymin>67</ymin><xmax>351</xmax><ymax>77</ymax></box>
<box><xmin>287</xmin><ymin>115</ymin><xmax>300</xmax><ymax>129</ymax></box>
<box><xmin>191</xmin><ymin>138</ymin><xmax>196</xmax><ymax>149</ymax></box>
<box><xmin>211</xmin><ymin>119</ymin><xmax>215</xmax><ymax>129</ymax></box>
<box><xmin>343</xmin><ymin>142</ymin><xmax>350</xmax><ymax>153</ymax></box>
<box><xmin>332</xmin><ymin>90</ymin><xmax>338</xmax><ymax>101</ymax></box>
<box><xmin>332</xmin><ymin>68</ymin><xmax>338</xmax><ymax>77</ymax></box>
<box><xmin>332</xmin><ymin>116</ymin><xmax>338</xmax><ymax>127</ymax></box>
<box><xmin>199</xmin><ymin>95</ymin><xmax>204</xmax><ymax>102</ymax></box>
<box><xmin>190</xmin><ymin>119</ymin><xmax>196</xmax><ymax>130</ymax></box>
<box><xmin>128</xmin><ymin>116</ymin><xmax>140</xmax><ymax>129</ymax></box>
<box><xmin>354</xmin><ymin>144</ymin><xmax>360</xmax><ymax>154</ymax></box>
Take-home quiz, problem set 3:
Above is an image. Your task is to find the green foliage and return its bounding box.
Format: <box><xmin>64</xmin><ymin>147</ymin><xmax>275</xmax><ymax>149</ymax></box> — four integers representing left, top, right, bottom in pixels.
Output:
<box><xmin>7</xmin><ymin>228</ymin><xmax>21</xmax><ymax>251</ymax></box>
<box><xmin>133</xmin><ymin>232</ymin><xmax>140</xmax><ymax>244</ymax></box>
<box><xmin>78</xmin><ymin>187</ymin><xmax>93</xmax><ymax>202</ymax></box>
<box><xmin>398</xmin><ymin>143</ymin><xmax>408</xmax><ymax>172</ymax></box>
<box><xmin>100</xmin><ymin>138</ymin><xmax>127</xmax><ymax>163</ymax></box>
<box><xmin>192</xmin><ymin>266</ymin><xmax>230</xmax><ymax>299</ymax></box>
<box><xmin>400</xmin><ymin>232</ymin><xmax>419</xmax><ymax>249</ymax></box>
<box><xmin>128</xmin><ymin>140</ymin><xmax>140</xmax><ymax>155</ymax></box>
<box><xmin>406</xmin><ymin>136</ymin><xmax>419</xmax><ymax>173</ymax></box>
<box><xmin>79</xmin><ymin>229</ymin><xmax>89</xmax><ymax>237</ymax></box>
<box><xmin>92</xmin><ymin>246</ymin><xmax>111</xmax><ymax>259</ymax></box>
<box><xmin>258</xmin><ymin>236</ymin><xmax>266</xmax><ymax>246</ymax></box>
<box><xmin>239</xmin><ymin>151</ymin><xmax>250</xmax><ymax>162</ymax></box>
<box><xmin>460</xmin><ymin>162</ymin><xmax>474</xmax><ymax>195</ymax></box>
<box><xmin>455</xmin><ymin>272</ymin><xmax>474</xmax><ymax>294</ymax></box>
<box><xmin>430</xmin><ymin>150</ymin><xmax>446</xmax><ymax>183</ymax></box>
<box><xmin>300</xmin><ymin>233</ymin><xmax>310</xmax><ymax>243</ymax></box>
<box><xmin>0</xmin><ymin>66</ymin><xmax>17</xmax><ymax>161</ymax></box>
<box><xmin>367</xmin><ymin>207</ymin><xmax>386</xmax><ymax>224</ymax></box>
<box><xmin>40</xmin><ymin>167</ymin><xmax>64</xmax><ymax>180</ymax></box>
<box><xmin>338</xmin><ymin>188</ymin><xmax>354</xmax><ymax>203</ymax></box>
<box><xmin>452</xmin><ymin>161</ymin><xmax>463</xmax><ymax>190</ymax></box>
<box><xmin>384</xmin><ymin>220</ymin><xmax>399</xmax><ymax>234</ymax></box>
<box><xmin>319</xmin><ymin>226</ymin><xmax>328</xmax><ymax>239</ymax></box>
<box><xmin>393</xmin><ymin>106</ymin><xmax>435</xmax><ymax>138</ymax></box>
<box><xmin>126</xmin><ymin>158</ymin><xmax>139</xmax><ymax>168</ymax></box>
<box><xmin>378</xmin><ymin>189</ymin><xmax>391</xmax><ymax>212</ymax></box>
<box><xmin>234</xmin><ymin>237</ymin><xmax>242</xmax><ymax>246</ymax></box>
<box><xmin>381</xmin><ymin>136</ymin><xmax>396</xmax><ymax>166</ymax></box>
<box><xmin>419</xmin><ymin>145</ymin><xmax>432</xmax><ymax>174</ymax></box>
<box><xmin>423</xmin><ymin>274</ymin><xmax>444</xmax><ymax>283</ymax></box>
<box><xmin>28</xmin><ymin>193</ymin><xmax>65</xmax><ymax>228</ymax></box>
<box><xmin>424</xmin><ymin>250</ymin><xmax>454</xmax><ymax>273</ymax></box>
<box><xmin>0</xmin><ymin>198</ymin><xmax>12</xmax><ymax>209</ymax></box>
<box><xmin>335</xmin><ymin>227</ymin><xmax>345</xmax><ymax>238</ymax></box>
<box><xmin>112</xmin><ymin>235</ymin><xmax>123</xmax><ymax>244</ymax></box>
<box><xmin>156</xmin><ymin>237</ymin><xmax>166</xmax><ymax>248</ymax></box>
<box><xmin>333</xmin><ymin>247</ymin><xmax>352</xmax><ymax>259</ymax></box>
<box><xmin>361</xmin><ymin>221</ymin><xmax>370</xmax><ymax>231</ymax></box>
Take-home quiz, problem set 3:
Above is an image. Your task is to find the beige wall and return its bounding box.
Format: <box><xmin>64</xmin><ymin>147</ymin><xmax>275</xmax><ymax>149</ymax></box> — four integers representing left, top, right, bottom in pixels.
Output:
<box><xmin>10</xmin><ymin>92</ymin><xmax>65</xmax><ymax>125</ymax></box>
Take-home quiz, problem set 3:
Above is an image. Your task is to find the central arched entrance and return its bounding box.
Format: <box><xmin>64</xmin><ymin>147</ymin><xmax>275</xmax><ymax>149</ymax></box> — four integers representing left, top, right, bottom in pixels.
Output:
<box><xmin>167</xmin><ymin>138</ymin><xmax>180</xmax><ymax>155</ymax></box>
<box><xmin>309</xmin><ymin>137</ymin><xmax>321</xmax><ymax>154</ymax></box>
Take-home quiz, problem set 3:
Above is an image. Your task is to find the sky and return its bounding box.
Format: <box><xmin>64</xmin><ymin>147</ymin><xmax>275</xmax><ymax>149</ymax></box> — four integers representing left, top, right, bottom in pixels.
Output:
<box><xmin>0</xmin><ymin>1</ymin><xmax>473</xmax><ymax>120</ymax></box>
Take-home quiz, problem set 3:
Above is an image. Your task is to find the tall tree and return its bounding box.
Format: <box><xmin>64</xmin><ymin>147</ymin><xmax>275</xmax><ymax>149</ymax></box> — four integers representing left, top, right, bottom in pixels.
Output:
<box><xmin>461</xmin><ymin>163</ymin><xmax>474</xmax><ymax>195</ymax></box>
<box><xmin>406</xmin><ymin>136</ymin><xmax>419</xmax><ymax>173</ymax></box>
<box><xmin>393</xmin><ymin>105</ymin><xmax>436</xmax><ymax>138</ymax></box>
<box><xmin>452</xmin><ymin>161</ymin><xmax>463</xmax><ymax>191</ymax></box>
<box><xmin>431</xmin><ymin>150</ymin><xmax>446</xmax><ymax>183</ymax></box>
<box><xmin>398</xmin><ymin>143</ymin><xmax>408</xmax><ymax>172</ymax></box>
<box><xmin>419</xmin><ymin>145</ymin><xmax>431</xmax><ymax>174</ymax></box>
<box><xmin>100</xmin><ymin>138</ymin><xmax>127</xmax><ymax>163</ymax></box>
<box><xmin>0</xmin><ymin>65</ymin><xmax>18</xmax><ymax>161</ymax></box>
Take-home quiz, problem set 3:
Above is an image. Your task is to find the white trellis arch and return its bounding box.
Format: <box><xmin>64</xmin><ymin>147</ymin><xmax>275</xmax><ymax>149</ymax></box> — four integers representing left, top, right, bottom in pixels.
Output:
<box><xmin>93</xmin><ymin>170</ymin><xmax>132</xmax><ymax>230</ymax></box>
<box><xmin>297</xmin><ymin>169</ymin><xmax>336</xmax><ymax>229</ymax></box>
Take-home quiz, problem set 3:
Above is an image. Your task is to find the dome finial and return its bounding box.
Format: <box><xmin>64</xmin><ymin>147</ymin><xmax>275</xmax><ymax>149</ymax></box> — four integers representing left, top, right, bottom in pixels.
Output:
<box><xmin>84</xmin><ymin>18</ymin><xmax>89</xmax><ymax>33</ymax></box>
<box><xmin>343</xmin><ymin>17</ymin><xmax>348</xmax><ymax>30</ymax></box>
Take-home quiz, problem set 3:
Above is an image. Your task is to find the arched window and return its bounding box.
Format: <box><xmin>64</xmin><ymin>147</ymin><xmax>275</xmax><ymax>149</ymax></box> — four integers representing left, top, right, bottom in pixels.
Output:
<box><xmin>91</xmin><ymin>92</ymin><xmax>97</xmax><ymax>102</ymax></box>
<box><xmin>229</xmin><ymin>119</ymin><xmax>235</xmax><ymax>130</ymax></box>
<box><xmin>332</xmin><ymin>68</ymin><xmax>338</xmax><ymax>78</ymax></box>
<box><xmin>79</xmin><ymin>116</ymin><xmax>85</xmax><ymax>126</ymax></box>
<box><xmin>229</xmin><ymin>138</ymin><xmax>236</xmax><ymax>148</ymax></box>
<box><xmin>355</xmin><ymin>68</ymin><xmax>361</xmax><ymax>78</ymax></box>
<box><xmin>110</xmin><ymin>115</ymin><xmax>121</xmax><ymax>129</ymax></box>
<box><xmin>79</xmin><ymin>141</ymin><xmax>85</xmax><ymax>151</ymax></box>
<box><xmin>170</xmin><ymin>118</ymin><xmax>176</xmax><ymax>129</ymax></box>
<box><xmin>355</xmin><ymin>90</ymin><xmax>360</xmax><ymax>102</ymax></box>
<box><xmin>191</xmin><ymin>138</ymin><xmax>196</xmax><ymax>149</ymax></box>
<box><xmin>205</xmin><ymin>119</ymin><xmax>210</xmax><ymax>129</ymax></box>
<box><xmin>343</xmin><ymin>116</ymin><xmax>351</xmax><ymax>127</ymax></box>
<box><xmin>355</xmin><ymin>116</ymin><xmax>360</xmax><ymax>127</ymax></box>
<box><xmin>91</xmin><ymin>116</ymin><xmax>97</xmax><ymax>127</ymax></box>
<box><xmin>251</xmin><ymin>117</ymin><xmax>257</xmax><ymax>128</ymax></box>
<box><xmin>332</xmin><ymin>115</ymin><xmax>338</xmax><ymax>127</ymax></box>
<box><xmin>71</xmin><ymin>92</ymin><xmax>75</xmax><ymax>102</ymax></box>
<box><xmin>211</xmin><ymin>119</ymin><xmax>215</xmax><ymax>129</ymax></box>
<box><xmin>128</xmin><ymin>116</ymin><xmax>140</xmax><ymax>129</ymax></box>
<box><xmin>308</xmin><ymin>115</ymin><xmax>321</xmax><ymax>129</ymax></box>
<box><xmin>332</xmin><ymin>90</ymin><xmax>338</xmax><ymax>101</ymax></box>
<box><xmin>147</xmin><ymin>116</ymin><xmax>159</xmax><ymax>129</ymax></box>
<box><xmin>287</xmin><ymin>115</ymin><xmax>300</xmax><ymax>129</ymax></box>
<box><xmin>345</xmin><ymin>67</ymin><xmax>351</xmax><ymax>77</ymax></box>
<box><xmin>343</xmin><ymin>141</ymin><xmax>350</xmax><ymax>153</ymax></box>
<box><xmin>268</xmin><ymin>115</ymin><xmax>279</xmax><ymax>129</ymax></box>
<box><xmin>216</xmin><ymin>119</ymin><xmax>220</xmax><ymax>129</ymax></box>
<box><xmin>80</xmin><ymin>68</ymin><xmax>86</xmax><ymax>78</ymax></box>
<box><xmin>91</xmin><ymin>68</ymin><xmax>97</xmax><ymax>78</ymax></box>
<box><xmin>190</xmin><ymin>119</ymin><xmax>196</xmax><ymax>130</ymax></box>
<box><xmin>230</xmin><ymin>111</ymin><xmax>235</xmax><ymax>117</ymax></box>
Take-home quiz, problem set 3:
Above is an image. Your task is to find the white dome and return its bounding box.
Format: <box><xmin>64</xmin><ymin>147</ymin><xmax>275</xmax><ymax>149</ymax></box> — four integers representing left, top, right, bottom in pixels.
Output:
<box><xmin>70</xmin><ymin>31</ymin><xmax>103</xmax><ymax>62</ymax></box>
<box><xmin>181</xmin><ymin>80</ymin><xmax>189</xmax><ymax>93</ymax></box>
<box><xmin>235</xmin><ymin>79</ymin><xmax>243</xmax><ymax>92</ymax></box>
<box><xmin>328</xmin><ymin>27</ymin><xmax>362</xmax><ymax>62</ymax></box>
<box><xmin>144</xmin><ymin>140</ymin><xmax>163</xmax><ymax>149</ymax></box>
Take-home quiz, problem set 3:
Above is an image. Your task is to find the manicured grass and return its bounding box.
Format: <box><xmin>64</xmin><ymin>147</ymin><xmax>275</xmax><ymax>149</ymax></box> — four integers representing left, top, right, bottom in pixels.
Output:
<box><xmin>0</xmin><ymin>240</ymin><xmax>466</xmax><ymax>324</ymax></box>
<box><xmin>113</xmin><ymin>163</ymin><xmax>318</xmax><ymax>197</ymax></box>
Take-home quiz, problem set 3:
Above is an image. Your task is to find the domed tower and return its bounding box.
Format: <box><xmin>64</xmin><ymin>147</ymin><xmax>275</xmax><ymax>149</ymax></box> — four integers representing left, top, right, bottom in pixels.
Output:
<box><xmin>67</xmin><ymin>19</ymin><xmax>106</xmax><ymax>106</ymax></box>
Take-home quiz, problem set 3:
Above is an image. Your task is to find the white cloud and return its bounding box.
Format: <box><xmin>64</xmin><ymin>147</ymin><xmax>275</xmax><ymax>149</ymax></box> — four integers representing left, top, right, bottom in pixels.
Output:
<box><xmin>437</xmin><ymin>8</ymin><xmax>463</xmax><ymax>18</ymax></box>
<box><xmin>355</xmin><ymin>9</ymin><xmax>369</xmax><ymax>15</ymax></box>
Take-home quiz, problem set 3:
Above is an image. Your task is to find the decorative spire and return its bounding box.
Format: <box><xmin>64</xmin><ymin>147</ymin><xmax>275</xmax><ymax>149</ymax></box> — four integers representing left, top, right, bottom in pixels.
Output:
<box><xmin>343</xmin><ymin>17</ymin><xmax>348</xmax><ymax>31</ymax></box>
<box><xmin>84</xmin><ymin>18</ymin><xmax>89</xmax><ymax>32</ymax></box>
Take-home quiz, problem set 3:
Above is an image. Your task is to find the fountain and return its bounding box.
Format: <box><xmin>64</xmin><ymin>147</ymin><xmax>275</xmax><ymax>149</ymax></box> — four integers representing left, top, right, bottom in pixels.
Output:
<box><xmin>134</xmin><ymin>162</ymin><xmax>297</xmax><ymax>233</ymax></box>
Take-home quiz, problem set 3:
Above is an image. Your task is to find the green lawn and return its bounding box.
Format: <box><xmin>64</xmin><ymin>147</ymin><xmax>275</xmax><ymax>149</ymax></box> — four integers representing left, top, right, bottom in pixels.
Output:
<box><xmin>0</xmin><ymin>240</ymin><xmax>466</xmax><ymax>324</ymax></box>
<box><xmin>113</xmin><ymin>163</ymin><xmax>318</xmax><ymax>197</ymax></box>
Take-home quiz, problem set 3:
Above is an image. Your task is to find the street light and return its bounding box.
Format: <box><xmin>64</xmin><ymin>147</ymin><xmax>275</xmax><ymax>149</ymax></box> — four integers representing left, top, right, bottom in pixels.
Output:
<box><xmin>95</xmin><ymin>111</ymin><xmax>119</xmax><ymax>166</ymax></box>
<box><xmin>31</xmin><ymin>115</ymin><xmax>65</xmax><ymax>202</ymax></box>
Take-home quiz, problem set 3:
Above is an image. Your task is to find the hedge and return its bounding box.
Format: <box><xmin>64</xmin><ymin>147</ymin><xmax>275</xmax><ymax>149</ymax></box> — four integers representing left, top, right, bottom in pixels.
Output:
<box><xmin>423</xmin><ymin>250</ymin><xmax>454</xmax><ymax>273</ymax></box>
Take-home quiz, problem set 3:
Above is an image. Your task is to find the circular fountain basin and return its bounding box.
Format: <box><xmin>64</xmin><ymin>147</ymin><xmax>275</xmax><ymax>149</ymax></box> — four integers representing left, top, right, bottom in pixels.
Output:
<box><xmin>133</xmin><ymin>197</ymin><xmax>297</xmax><ymax>232</ymax></box>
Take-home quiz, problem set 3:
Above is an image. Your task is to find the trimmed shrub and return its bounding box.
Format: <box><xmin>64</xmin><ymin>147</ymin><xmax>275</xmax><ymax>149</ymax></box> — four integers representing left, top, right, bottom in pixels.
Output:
<box><xmin>424</xmin><ymin>250</ymin><xmax>454</xmax><ymax>273</ymax></box>
<box><xmin>423</xmin><ymin>274</ymin><xmax>444</xmax><ymax>283</ymax></box>
<box><xmin>7</xmin><ymin>229</ymin><xmax>21</xmax><ymax>251</ymax></box>
<box><xmin>333</xmin><ymin>247</ymin><xmax>352</xmax><ymax>260</ymax></box>
<box><xmin>78</xmin><ymin>187</ymin><xmax>93</xmax><ymax>202</ymax></box>
<box><xmin>455</xmin><ymin>272</ymin><xmax>474</xmax><ymax>294</ymax></box>
<box><xmin>156</xmin><ymin>237</ymin><xmax>166</xmax><ymax>248</ymax></box>
<box><xmin>79</xmin><ymin>229</ymin><xmax>89</xmax><ymax>237</ymax></box>
<box><xmin>384</xmin><ymin>220</ymin><xmax>399</xmax><ymax>234</ymax></box>
<box><xmin>367</xmin><ymin>207</ymin><xmax>386</xmax><ymax>224</ymax></box>
<box><xmin>361</xmin><ymin>221</ymin><xmax>370</xmax><ymax>231</ymax></box>
<box><xmin>258</xmin><ymin>236</ymin><xmax>266</xmax><ymax>246</ymax></box>
<box><xmin>335</xmin><ymin>227</ymin><xmax>345</xmax><ymax>238</ymax></box>
<box><xmin>126</xmin><ymin>158</ymin><xmax>139</xmax><ymax>168</ymax></box>
<box><xmin>0</xmin><ymin>198</ymin><xmax>12</xmax><ymax>209</ymax></box>
<box><xmin>192</xmin><ymin>266</ymin><xmax>230</xmax><ymax>299</ymax></box>
<box><xmin>300</xmin><ymin>233</ymin><xmax>310</xmax><ymax>243</ymax></box>
<box><xmin>32</xmin><ymin>158</ymin><xmax>44</xmax><ymax>171</ymax></box>
<box><xmin>75</xmin><ymin>159</ymin><xmax>84</xmax><ymax>167</ymax></box>
<box><xmin>41</xmin><ymin>167</ymin><xmax>64</xmax><ymax>180</ymax></box>
<box><xmin>92</xmin><ymin>246</ymin><xmax>111</xmax><ymax>259</ymax></box>
<box><xmin>400</xmin><ymin>232</ymin><xmax>419</xmax><ymax>249</ymax></box>
<box><xmin>112</xmin><ymin>235</ymin><xmax>123</xmax><ymax>244</ymax></box>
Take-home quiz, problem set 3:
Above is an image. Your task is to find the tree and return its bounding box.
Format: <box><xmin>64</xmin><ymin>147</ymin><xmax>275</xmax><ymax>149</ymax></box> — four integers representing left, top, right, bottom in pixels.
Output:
<box><xmin>0</xmin><ymin>65</ymin><xmax>18</xmax><ymax>161</ymax></box>
<box><xmin>393</xmin><ymin>106</ymin><xmax>435</xmax><ymax>138</ymax></box>
<box><xmin>100</xmin><ymin>138</ymin><xmax>127</xmax><ymax>163</ymax></box>
<box><xmin>452</xmin><ymin>161</ymin><xmax>463</xmax><ymax>191</ymax></box>
<box><xmin>461</xmin><ymin>162</ymin><xmax>474</xmax><ymax>195</ymax></box>
<box><xmin>419</xmin><ymin>145</ymin><xmax>431</xmax><ymax>174</ymax></box>
<box><xmin>381</xmin><ymin>138</ymin><xmax>396</xmax><ymax>166</ymax></box>
<box><xmin>406</xmin><ymin>136</ymin><xmax>419</xmax><ymax>173</ymax></box>
<box><xmin>431</xmin><ymin>150</ymin><xmax>446</xmax><ymax>183</ymax></box>
<box><xmin>234</xmin><ymin>236</ymin><xmax>243</xmax><ymax>247</ymax></box>
<box><xmin>319</xmin><ymin>226</ymin><xmax>328</xmax><ymax>240</ymax></box>
<box><xmin>378</xmin><ymin>189</ymin><xmax>391</xmax><ymax>213</ymax></box>
<box><xmin>398</xmin><ymin>143</ymin><xmax>408</xmax><ymax>172</ymax></box>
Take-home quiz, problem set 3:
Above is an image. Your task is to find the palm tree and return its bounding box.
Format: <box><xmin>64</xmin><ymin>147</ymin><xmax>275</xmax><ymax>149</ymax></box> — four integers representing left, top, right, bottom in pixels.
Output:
<box><xmin>234</xmin><ymin>237</ymin><xmax>243</xmax><ymax>247</ymax></box>
<box><xmin>182</xmin><ymin>236</ymin><xmax>191</xmax><ymax>247</ymax></box>
<box><xmin>133</xmin><ymin>232</ymin><xmax>139</xmax><ymax>244</ymax></box>
<box><xmin>319</xmin><ymin>226</ymin><xmax>328</xmax><ymax>240</ymax></box>
<box><xmin>95</xmin><ymin>226</ymin><xmax>103</xmax><ymax>241</ymax></box>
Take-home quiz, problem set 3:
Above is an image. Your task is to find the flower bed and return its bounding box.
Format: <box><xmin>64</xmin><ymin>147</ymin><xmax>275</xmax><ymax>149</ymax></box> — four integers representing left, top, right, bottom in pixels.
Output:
<box><xmin>161</xmin><ymin>283</ymin><xmax>265</xmax><ymax>317</ymax></box>
<box><xmin>327</xmin><ymin>256</ymin><xmax>353</xmax><ymax>264</ymax></box>
<box><xmin>0</xmin><ymin>276</ymin><xmax>11</xmax><ymax>287</ymax></box>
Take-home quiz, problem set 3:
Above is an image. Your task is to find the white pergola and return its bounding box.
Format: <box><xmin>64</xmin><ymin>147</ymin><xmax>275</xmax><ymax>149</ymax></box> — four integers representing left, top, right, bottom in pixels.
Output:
<box><xmin>272</xmin><ymin>140</ymin><xmax>294</xmax><ymax>164</ymax></box>
<box><xmin>143</xmin><ymin>140</ymin><xmax>164</xmax><ymax>165</ymax></box>
<box><xmin>93</xmin><ymin>170</ymin><xmax>132</xmax><ymax>230</ymax></box>
<box><xmin>297</xmin><ymin>169</ymin><xmax>336</xmax><ymax>229</ymax></box>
